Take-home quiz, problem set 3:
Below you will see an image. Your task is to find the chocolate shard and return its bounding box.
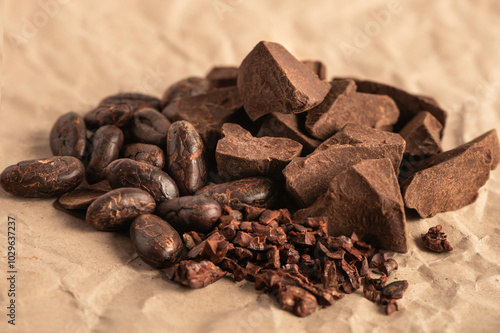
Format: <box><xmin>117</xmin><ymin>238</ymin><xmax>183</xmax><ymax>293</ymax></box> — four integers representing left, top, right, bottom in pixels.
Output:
<box><xmin>257</xmin><ymin>113</ymin><xmax>321</xmax><ymax>155</ymax></box>
<box><xmin>161</xmin><ymin>77</ymin><xmax>210</xmax><ymax>108</ymax></box>
<box><xmin>206</xmin><ymin>66</ymin><xmax>239</xmax><ymax>89</ymax></box>
<box><xmin>283</xmin><ymin>123</ymin><xmax>405</xmax><ymax>207</ymax></box>
<box><xmin>335</xmin><ymin>78</ymin><xmax>448</xmax><ymax>135</ymax></box>
<box><xmin>302</xmin><ymin>60</ymin><xmax>327</xmax><ymax>80</ymax></box>
<box><xmin>399</xmin><ymin>111</ymin><xmax>442</xmax><ymax>157</ymax></box>
<box><xmin>237</xmin><ymin>41</ymin><xmax>330</xmax><ymax>121</ymax></box>
<box><xmin>162</xmin><ymin>86</ymin><xmax>243</xmax><ymax>150</ymax></box>
<box><xmin>305</xmin><ymin>79</ymin><xmax>400</xmax><ymax>140</ymax></box>
<box><xmin>216</xmin><ymin>123</ymin><xmax>303</xmax><ymax>179</ymax></box>
<box><xmin>293</xmin><ymin>159</ymin><xmax>408</xmax><ymax>252</ymax></box>
<box><xmin>401</xmin><ymin>130</ymin><xmax>499</xmax><ymax>217</ymax></box>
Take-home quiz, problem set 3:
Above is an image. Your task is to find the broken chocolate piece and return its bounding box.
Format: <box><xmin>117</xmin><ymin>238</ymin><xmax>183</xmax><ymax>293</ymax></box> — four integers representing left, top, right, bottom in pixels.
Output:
<box><xmin>237</xmin><ymin>41</ymin><xmax>330</xmax><ymax>121</ymax></box>
<box><xmin>302</xmin><ymin>60</ymin><xmax>327</xmax><ymax>80</ymax></box>
<box><xmin>399</xmin><ymin>111</ymin><xmax>442</xmax><ymax>157</ymax></box>
<box><xmin>206</xmin><ymin>66</ymin><xmax>239</xmax><ymax>89</ymax></box>
<box><xmin>421</xmin><ymin>225</ymin><xmax>453</xmax><ymax>252</ymax></box>
<box><xmin>401</xmin><ymin>130</ymin><xmax>499</xmax><ymax>217</ymax></box>
<box><xmin>337</xmin><ymin>78</ymin><xmax>447</xmax><ymax>134</ymax></box>
<box><xmin>284</xmin><ymin>123</ymin><xmax>405</xmax><ymax>207</ymax></box>
<box><xmin>306</xmin><ymin>79</ymin><xmax>400</xmax><ymax>140</ymax></box>
<box><xmin>257</xmin><ymin>113</ymin><xmax>321</xmax><ymax>155</ymax></box>
<box><xmin>277</xmin><ymin>286</ymin><xmax>318</xmax><ymax>317</ymax></box>
<box><xmin>166</xmin><ymin>260</ymin><xmax>226</xmax><ymax>289</ymax></box>
<box><xmin>162</xmin><ymin>86</ymin><xmax>243</xmax><ymax>149</ymax></box>
<box><xmin>293</xmin><ymin>159</ymin><xmax>408</xmax><ymax>252</ymax></box>
<box><xmin>216</xmin><ymin>123</ymin><xmax>302</xmax><ymax>179</ymax></box>
<box><xmin>161</xmin><ymin>77</ymin><xmax>210</xmax><ymax>108</ymax></box>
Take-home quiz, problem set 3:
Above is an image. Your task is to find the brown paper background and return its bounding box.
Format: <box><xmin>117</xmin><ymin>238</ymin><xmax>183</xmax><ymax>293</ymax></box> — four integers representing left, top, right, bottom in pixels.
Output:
<box><xmin>1</xmin><ymin>1</ymin><xmax>500</xmax><ymax>332</ymax></box>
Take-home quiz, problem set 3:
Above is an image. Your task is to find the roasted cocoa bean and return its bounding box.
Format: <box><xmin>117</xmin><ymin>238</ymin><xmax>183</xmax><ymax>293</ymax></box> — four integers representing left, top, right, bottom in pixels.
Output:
<box><xmin>167</xmin><ymin>121</ymin><xmax>207</xmax><ymax>195</ymax></box>
<box><xmin>1</xmin><ymin>156</ymin><xmax>85</xmax><ymax>198</ymax></box>
<box><xmin>130</xmin><ymin>214</ymin><xmax>184</xmax><ymax>268</ymax></box>
<box><xmin>86</xmin><ymin>125</ymin><xmax>124</xmax><ymax>184</ymax></box>
<box><xmin>99</xmin><ymin>92</ymin><xmax>162</xmax><ymax>111</ymax></box>
<box><xmin>84</xmin><ymin>103</ymin><xmax>134</xmax><ymax>129</ymax></box>
<box><xmin>50</xmin><ymin>112</ymin><xmax>87</xmax><ymax>159</ymax></box>
<box><xmin>57</xmin><ymin>180</ymin><xmax>112</xmax><ymax>210</ymax></box>
<box><xmin>122</xmin><ymin>143</ymin><xmax>165</xmax><ymax>169</ymax></box>
<box><xmin>105</xmin><ymin>158</ymin><xmax>179</xmax><ymax>202</ymax></box>
<box><xmin>86</xmin><ymin>187</ymin><xmax>156</xmax><ymax>231</ymax></box>
<box><xmin>195</xmin><ymin>177</ymin><xmax>278</xmax><ymax>210</ymax></box>
<box><xmin>161</xmin><ymin>77</ymin><xmax>210</xmax><ymax>108</ymax></box>
<box><xmin>130</xmin><ymin>108</ymin><xmax>171</xmax><ymax>146</ymax></box>
<box><xmin>157</xmin><ymin>195</ymin><xmax>221</xmax><ymax>233</ymax></box>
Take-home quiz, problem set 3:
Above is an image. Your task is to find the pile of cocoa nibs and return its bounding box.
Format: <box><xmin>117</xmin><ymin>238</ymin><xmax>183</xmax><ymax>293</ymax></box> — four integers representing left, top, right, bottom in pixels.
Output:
<box><xmin>1</xmin><ymin>41</ymin><xmax>499</xmax><ymax>317</ymax></box>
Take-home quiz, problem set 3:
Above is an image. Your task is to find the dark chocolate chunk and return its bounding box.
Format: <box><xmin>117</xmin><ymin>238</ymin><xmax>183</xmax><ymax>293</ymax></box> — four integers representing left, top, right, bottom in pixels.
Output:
<box><xmin>86</xmin><ymin>188</ymin><xmax>156</xmax><ymax>231</ymax></box>
<box><xmin>50</xmin><ymin>112</ymin><xmax>88</xmax><ymax>159</ymax></box>
<box><xmin>156</xmin><ymin>195</ymin><xmax>222</xmax><ymax>234</ymax></box>
<box><xmin>105</xmin><ymin>158</ymin><xmax>179</xmax><ymax>202</ymax></box>
<box><xmin>130</xmin><ymin>108</ymin><xmax>171</xmax><ymax>147</ymax></box>
<box><xmin>86</xmin><ymin>125</ymin><xmax>124</xmax><ymax>184</ymax></box>
<box><xmin>257</xmin><ymin>113</ymin><xmax>321</xmax><ymax>155</ymax></box>
<box><xmin>306</xmin><ymin>79</ymin><xmax>399</xmax><ymax>140</ymax></box>
<box><xmin>161</xmin><ymin>77</ymin><xmax>210</xmax><ymax>108</ymax></box>
<box><xmin>302</xmin><ymin>60</ymin><xmax>326</xmax><ymax>80</ymax></box>
<box><xmin>130</xmin><ymin>214</ymin><xmax>183</xmax><ymax>268</ymax></box>
<box><xmin>399</xmin><ymin>111</ymin><xmax>442</xmax><ymax>157</ymax></box>
<box><xmin>216</xmin><ymin>123</ymin><xmax>302</xmax><ymax>179</ymax></box>
<box><xmin>99</xmin><ymin>92</ymin><xmax>161</xmax><ymax>111</ymax></box>
<box><xmin>57</xmin><ymin>180</ymin><xmax>112</xmax><ymax>210</ymax></box>
<box><xmin>237</xmin><ymin>41</ymin><xmax>330</xmax><ymax>121</ymax></box>
<box><xmin>162</xmin><ymin>86</ymin><xmax>243</xmax><ymax>150</ymax></box>
<box><xmin>421</xmin><ymin>225</ymin><xmax>453</xmax><ymax>252</ymax></box>
<box><xmin>336</xmin><ymin>78</ymin><xmax>447</xmax><ymax>134</ymax></box>
<box><xmin>401</xmin><ymin>130</ymin><xmax>499</xmax><ymax>217</ymax></box>
<box><xmin>1</xmin><ymin>156</ymin><xmax>85</xmax><ymax>198</ymax></box>
<box><xmin>284</xmin><ymin>123</ymin><xmax>405</xmax><ymax>207</ymax></box>
<box><xmin>122</xmin><ymin>143</ymin><xmax>165</xmax><ymax>169</ymax></box>
<box><xmin>167</xmin><ymin>120</ymin><xmax>207</xmax><ymax>195</ymax></box>
<box><xmin>165</xmin><ymin>260</ymin><xmax>226</xmax><ymax>289</ymax></box>
<box><xmin>206</xmin><ymin>66</ymin><xmax>239</xmax><ymax>89</ymax></box>
<box><xmin>277</xmin><ymin>286</ymin><xmax>318</xmax><ymax>317</ymax></box>
<box><xmin>195</xmin><ymin>177</ymin><xmax>278</xmax><ymax>210</ymax></box>
<box><xmin>293</xmin><ymin>159</ymin><xmax>408</xmax><ymax>252</ymax></box>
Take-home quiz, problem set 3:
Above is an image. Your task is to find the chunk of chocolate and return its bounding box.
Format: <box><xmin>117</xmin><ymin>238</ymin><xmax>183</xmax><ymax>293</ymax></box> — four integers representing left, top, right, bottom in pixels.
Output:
<box><xmin>162</xmin><ymin>86</ymin><xmax>243</xmax><ymax>149</ymax></box>
<box><xmin>336</xmin><ymin>78</ymin><xmax>447</xmax><ymax>135</ymax></box>
<box><xmin>216</xmin><ymin>123</ymin><xmax>302</xmax><ymax>179</ymax></box>
<box><xmin>421</xmin><ymin>225</ymin><xmax>453</xmax><ymax>252</ymax></box>
<box><xmin>161</xmin><ymin>77</ymin><xmax>210</xmax><ymax>108</ymax></box>
<box><xmin>237</xmin><ymin>41</ymin><xmax>330</xmax><ymax>121</ymax></box>
<box><xmin>293</xmin><ymin>159</ymin><xmax>408</xmax><ymax>252</ymax></box>
<box><xmin>305</xmin><ymin>79</ymin><xmax>399</xmax><ymax>140</ymax></box>
<box><xmin>302</xmin><ymin>60</ymin><xmax>326</xmax><ymax>80</ymax></box>
<box><xmin>283</xmin><ymin>123</ymin><xmax>405</xmax><ymax>207</ymax></box>
<box><xmin>399</xmin><ymin>111</ymin><xmax>442</xmax><ymax>157</ymax></box>
<box><xmin>206</xmin><ymin>66</ymin><xmax>238</xmax><ymax>89</ymax></box>
<box><xmin>401</xmin><ymin>130</ymin><xmax>499</xmax><ymax>217</ymax></box>
<box><xmin>257</xmin><ymin>113</ymin><xmax>321</xmax><ymax>155</ymax></box>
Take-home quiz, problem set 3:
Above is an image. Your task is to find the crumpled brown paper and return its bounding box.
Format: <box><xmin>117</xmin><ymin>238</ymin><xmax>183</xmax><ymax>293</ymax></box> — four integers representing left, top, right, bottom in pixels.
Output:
<box><xmin>1</xmin><ymin>1</ymin><xmax>500</xmax><ymax>332</ymax></box>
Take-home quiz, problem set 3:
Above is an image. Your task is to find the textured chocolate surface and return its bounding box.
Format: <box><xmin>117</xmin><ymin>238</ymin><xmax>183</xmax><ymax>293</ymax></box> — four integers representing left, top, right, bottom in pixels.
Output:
<box><xmin>283</xmin><ymin>123</ymin><xmax>405</xmax><ymax>207</ymax></box>
<box><xmin>401</xmin><ymin>130</ymin><xmax>498</xmax><ymax>217</ymax></box>
<box><xmin>216</xmin><ymin>123</ymin><xmax>303</xmax><ymax>179</ymax></box>
<box><xmin>306</xmin><ymin>79</ymin><xmax>400</xmax><ymax>140</ymax></box>
<box><xmin>162</xmin><ymin>86</ymin><xmax>243</xmax><ymax>150</ymax></box>
<box><xmin>293</xmin><ymin>159</ymin><xmax>408</xmax><ymax>252</ymax></box>
<box><xmin>206</xmin><ymin>66</ymin><xmax>239</xmax><ymax>89</ymax></box>
<box><xmin>302</xmin><ymin>60</ymin><xmax>327</xmax><ymax>80</ymax></box>
<box><xmin>1</xmin><ymin>156</ymin><xmax>85</xmax><ymax>198</ymax></box>
<box><xmin>167</xmin><ymin>121</ymin><xmax>207</xmax><ymax>195</ymax></box>
<box><xmin>257</xmin><ymin>113</ymin><xmax>321</xmax><ymax>155</ymax></box>
<box><xmin>86</xmin><ymin>188</ymin><xmax>156</xmax><ymax>231</ymax></box>
<box><xmin>237</xmin><ymin>41</ymin><xmax>330</xmax><ymax>121</ymax></box>
<box><xmin>399</xmin><ymin>111</ymin><xmax>442</xmax><ymax>156</ymax></box>
<box><xmin>130</xmin><ymin>214</ymin><xmax>184</xmax><ymax>268</ymax></box>
<box><xmin>50</xmin><ymin>112</ymin><xmax>87</xmax><ymax>159</ymax></box>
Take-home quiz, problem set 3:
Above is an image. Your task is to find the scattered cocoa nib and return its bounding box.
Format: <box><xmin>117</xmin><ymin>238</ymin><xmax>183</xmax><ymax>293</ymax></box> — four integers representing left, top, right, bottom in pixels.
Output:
<box><xmin>164</xmin><ymin>260</ymin><xmax>226</xmax><ymax>289</ymax></box>
<box><xmin>277</xmin><ymin>286</ymin><xmax>318</xmax><ymax>317</ymax></box>
<box><xmin>380</xmin><ymin>280</ymin><xmax>409</xmax><ymax>305</ymax></box>
<box><xmin>385</xmin><ymin>299</ymin><xmax>399</xmax><ymax>315</ymax></box>
<box><xmin>421</xmin><ymin>225</ymin><xmax>453</xmax><ymax>252</ymax></box>
<box><xmin>363</xmin><ymin>282</ymin><xmax>380</xmax><ymax>303</ymax></box>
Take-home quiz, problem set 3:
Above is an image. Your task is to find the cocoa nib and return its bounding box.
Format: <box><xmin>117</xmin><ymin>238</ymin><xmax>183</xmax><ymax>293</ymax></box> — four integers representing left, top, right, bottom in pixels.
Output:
<box><xmin>421</xmin><ymin>225</ymin><xmax>453</xmax><ymax>252</ymax></box>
